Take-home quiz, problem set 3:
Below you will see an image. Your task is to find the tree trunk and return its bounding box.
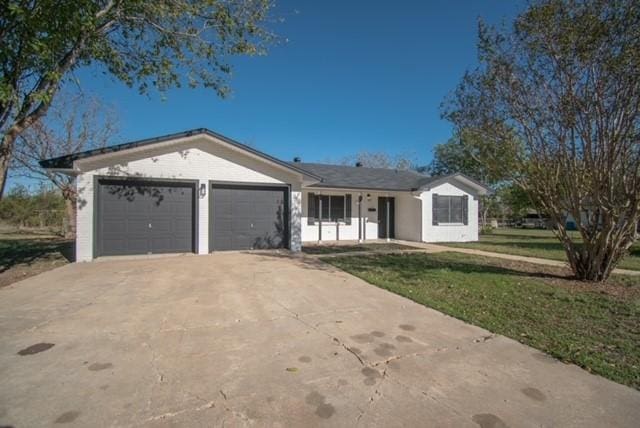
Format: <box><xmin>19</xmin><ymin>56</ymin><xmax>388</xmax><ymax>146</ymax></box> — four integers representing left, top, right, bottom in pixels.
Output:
<box><xmin>0</xmin><ymin>130</ymin><xmax>18</xmax><ymax>199</ymax></box>
<box><xmin>559</xmin><ymin>220</ymin><xmax>636</xmax><ymax>282</ymax></box>
<box><xmin>482</xmin><ymin>207</ymin><xmax>489</xmax><ymax>229</ymax></box>
<box><xmin>64</xmin><ymin>196</ymin><xmax>77</xmax><ymax>239</ymax></box>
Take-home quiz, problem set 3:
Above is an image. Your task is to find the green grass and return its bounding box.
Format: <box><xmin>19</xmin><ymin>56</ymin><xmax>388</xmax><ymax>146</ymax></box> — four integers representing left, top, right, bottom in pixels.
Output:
<box><xmin>443</xmin><ymin>228</ymin><xmax>640</xmax><ymax>271</ymax></box>
<box><xmin>323</xmin><ymin>252</ymin><xmax>640</xmax><ymax>390</ymax></box>
<box><xmin>301</xmin><ymin>242</ymin><xmax>416</xmax><ymax>255</ymax></box>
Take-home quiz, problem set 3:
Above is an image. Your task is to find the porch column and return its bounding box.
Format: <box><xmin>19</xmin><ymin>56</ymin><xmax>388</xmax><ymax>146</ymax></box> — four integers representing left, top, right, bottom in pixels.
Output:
<box><xmin>358</xmin><ymin>194</ymin><xmax>363</xmax><ymax>243</ymax></box>
<box><xmin>318</xmin><ymin>195</ymin><xmax>322</xmax><ymax>243</ymax></box>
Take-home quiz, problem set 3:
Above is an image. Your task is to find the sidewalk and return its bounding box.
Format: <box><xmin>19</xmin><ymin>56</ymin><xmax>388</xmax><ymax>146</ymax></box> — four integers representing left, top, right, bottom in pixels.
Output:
<box><xmin>394</xmin><ymin>240</ymin><xmax>640</xmax><ymax>276</ymax></box>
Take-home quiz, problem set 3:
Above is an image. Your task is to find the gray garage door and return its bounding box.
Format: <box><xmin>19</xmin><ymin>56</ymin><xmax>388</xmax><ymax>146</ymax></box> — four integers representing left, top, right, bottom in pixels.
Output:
<box><xmin>210</xmin><ymin>184</ymin><xmax>288</xmax><ymax>251</ymax></box>
<box><xmin>97</xmin><ymin>180</ymin><xmax>195</xmax><ymax>256</ymax></box>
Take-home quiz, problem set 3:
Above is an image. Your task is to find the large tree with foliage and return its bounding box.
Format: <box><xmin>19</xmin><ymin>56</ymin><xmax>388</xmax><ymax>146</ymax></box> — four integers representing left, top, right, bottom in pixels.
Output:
<box><xmin>443</xmin><ymin>0</ymin><xmax>640</xmax><ymax>281</ymax></box>
<box><xmin>0</xmin><ymin>0</ymin><xmax>274</xmax><ymax>198</ymax></box>
<box><xmin>429</xmin><ymin>128</ymin><xmax>521</xmax><ymax>227</ymax></box>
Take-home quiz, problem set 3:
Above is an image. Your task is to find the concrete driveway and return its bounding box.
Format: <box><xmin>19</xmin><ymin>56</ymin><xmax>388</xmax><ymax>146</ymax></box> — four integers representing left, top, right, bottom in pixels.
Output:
<box><xmin>0</xmin><ymin>253</ymin><xmax>638</xmax><ymax>427</ymax></box>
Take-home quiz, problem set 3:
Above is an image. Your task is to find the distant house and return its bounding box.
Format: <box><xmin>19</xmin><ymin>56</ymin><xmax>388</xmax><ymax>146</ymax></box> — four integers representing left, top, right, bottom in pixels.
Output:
<box><xmin>41</xmin><ymin>129</ymin><xmax>490</xmax><ymax>261</ymax></box>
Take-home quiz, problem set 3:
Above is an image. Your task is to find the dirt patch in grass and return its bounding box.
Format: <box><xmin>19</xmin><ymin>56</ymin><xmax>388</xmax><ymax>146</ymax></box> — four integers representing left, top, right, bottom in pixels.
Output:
<box><xmin>324</xmin><ymin>251</ymin><xmax>640</xmax><ymax>390</ymax></box>
<box><xmin>0</xmin><ymin>234</ymin><xmax>73</xmax><ymax>288</ymax></box>
<box><xmin>302</xmin><ymin>242</ymin><xmax>417</xmax><ymax>255</ymax></box>
<box><xmin>469</xmin><ymin>255</ymin><xmax>640</xmax><ymax>300</ymax></box>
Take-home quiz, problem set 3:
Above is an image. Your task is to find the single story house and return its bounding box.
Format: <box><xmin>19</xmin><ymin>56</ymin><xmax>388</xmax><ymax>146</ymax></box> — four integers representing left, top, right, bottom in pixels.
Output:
<box><xmin>41</xmin><ymin>128</ymin><xmax>490</xmax><ymax>262</ymax></box>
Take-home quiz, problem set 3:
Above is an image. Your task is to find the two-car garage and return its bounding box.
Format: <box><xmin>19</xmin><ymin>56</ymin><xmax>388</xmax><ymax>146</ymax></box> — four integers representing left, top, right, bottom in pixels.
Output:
<box><xmin>40</xmin><ymin>129</ymin><xmax>317</xmax><ymax>261</ymax></box>
<box><xmin>95</xmin><ymin>179</ymin><xmax>289</xmax><ymax>257</ymax></box>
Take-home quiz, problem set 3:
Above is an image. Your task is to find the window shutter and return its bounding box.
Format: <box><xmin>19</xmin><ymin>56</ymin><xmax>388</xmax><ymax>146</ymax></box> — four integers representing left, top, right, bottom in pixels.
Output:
<box><xmin>462</xmin><ymin>195</ymin><xmax>469</xmax><ymax>225</ymax></box>
<box><xmin>308</xmin><ymin>193</ymin><xmax>316</xmax><ymax>225</ymax></box>
<box><xmin>432</xmin><ymin>194</ymin><xmax>439</xmax><ymax>225</ymax></box>
<box><xmin>345</xmin><ymin>194</ymin><xmax>352</xmax><ymax>225</ymax></box>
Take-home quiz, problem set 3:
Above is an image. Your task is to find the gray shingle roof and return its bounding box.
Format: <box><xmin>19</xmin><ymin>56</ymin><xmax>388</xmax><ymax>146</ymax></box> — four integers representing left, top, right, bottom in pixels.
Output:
<box><xmin>291</xmin><ymin>162</ymin><xmax>436</xmax><ymax>191</ymax></box>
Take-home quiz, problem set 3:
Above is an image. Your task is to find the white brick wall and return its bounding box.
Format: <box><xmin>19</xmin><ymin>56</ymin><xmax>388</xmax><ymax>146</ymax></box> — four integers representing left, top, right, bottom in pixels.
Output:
<box><xmin>74</xmin><ymin>135</ymin><xmax>304</xmax><ymax>261</ymax></box>
<box><xmin>421</xmin><ymin>182</ymin><xmax>479</xmax><ymax>242</ymax></box>
<box><xmin>395</xmin><ymin>192</ymin><xmax>422</xmax><ymax>241</ymax></box>
<box><xmin>298</xmin><ymin>183</ymin><xmax>479</xmax><ymax>245</ymax></box>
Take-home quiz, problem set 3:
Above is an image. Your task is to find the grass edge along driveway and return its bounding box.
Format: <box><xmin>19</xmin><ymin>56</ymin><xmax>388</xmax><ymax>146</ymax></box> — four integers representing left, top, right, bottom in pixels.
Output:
<box><xmin>323</xmin><ymin>251</ymin><xmax>640</xmax><ymax>391</ymax></box>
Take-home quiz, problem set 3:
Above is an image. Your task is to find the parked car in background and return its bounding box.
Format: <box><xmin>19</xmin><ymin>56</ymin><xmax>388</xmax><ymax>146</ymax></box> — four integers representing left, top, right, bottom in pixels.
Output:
<box><xmin>520</xmin><ymin>213</ymin><xmax>547</xmax><ymax>229</ymax></box>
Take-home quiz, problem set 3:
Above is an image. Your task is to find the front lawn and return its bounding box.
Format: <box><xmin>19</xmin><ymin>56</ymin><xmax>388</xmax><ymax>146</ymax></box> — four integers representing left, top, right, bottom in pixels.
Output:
<box><xmin>0</xmin><ymin>231</ymin><xmax>73</xmax><ymax>288</ymax></box>
<box><xmin>323</xmin><ymin>252</ymin><xmax>640</xmax><ymax>390</ymax></box>
<box><xmin>442</xmin><ymin>228</ymin><xmax>640</xmax><ymax>271</ymax></box>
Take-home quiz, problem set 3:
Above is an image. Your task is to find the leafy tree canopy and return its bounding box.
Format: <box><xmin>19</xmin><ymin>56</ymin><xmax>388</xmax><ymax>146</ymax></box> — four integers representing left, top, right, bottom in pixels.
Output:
<box><xmin>0</xmin><ymin>0</ymin><xmax>274</xmax><ymax>197</ymax></box>
<box><xmin>442</xmin><ymin>0</ymin><xmax>640</xmax><ymax>281</ymax></box>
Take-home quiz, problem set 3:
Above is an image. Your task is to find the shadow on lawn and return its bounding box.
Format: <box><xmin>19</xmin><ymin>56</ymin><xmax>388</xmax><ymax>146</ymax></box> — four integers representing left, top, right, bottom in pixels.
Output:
<box><xmin>0</xmin><ymin>239</ymin><xmax>74</xmax><ymax>273</ymax></box>
<box><xmin>302</xmin><ymin>245</ymin><xmax>370</xmax><ymax>255</ymax></box>
<box><xmin>343</xmin><ymin>253</ymin><xmax>573</xmax><ymax>281</ymax></box>
<box><xmin>485</xmin><ymin>232</ymin><xmax>564</xmax><ymax>241</ymax></box>
<box><xmin>481</xmin><ymin>238</ymin><xmax>640</xmax><ymax>258</ymax></box>
<box><xmin>477</xmin><ymin>240</ymin><xmax>569</xmax><ymax>252</ymax></box>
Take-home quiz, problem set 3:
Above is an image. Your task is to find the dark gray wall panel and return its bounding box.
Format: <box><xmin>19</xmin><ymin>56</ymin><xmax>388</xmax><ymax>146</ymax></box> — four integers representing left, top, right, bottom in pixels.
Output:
<box><xmin>97</xmin><ymin>180</ymin><xmax>195</xmax><ymax>256</ymax></box>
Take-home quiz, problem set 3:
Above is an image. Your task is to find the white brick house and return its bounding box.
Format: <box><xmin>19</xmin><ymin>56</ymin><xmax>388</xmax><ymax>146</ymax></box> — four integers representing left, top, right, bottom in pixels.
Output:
<box><xmin>41</xmin><ymin>129</ymin><xmax>489</xmax><ymax>261</ymax></box>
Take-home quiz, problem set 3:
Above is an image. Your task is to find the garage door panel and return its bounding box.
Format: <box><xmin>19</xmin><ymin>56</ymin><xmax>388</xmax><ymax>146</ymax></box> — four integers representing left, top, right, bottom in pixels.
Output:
<box><xmin>211</xmin><ymin>185</ymin><xmax>288</xmax><ymax>251</ymax></box>
<box><xmin>150</xmin><ymin>219</ymin><xmax>172</xmax><ymax>233</ymax></box>
<box><xmin>98</xmin><ymin>180</ymin><xmax>195</xmax><ymax>256</ymax></box>
<box><xmin>174</xmin><ymin>219</ymin><xmax>192</xmax><ymax>233</ymax></box>
<box><xmin>103</xmin><ymin>220</ymin><xmax>126</xmax><ymax>234</ymax></box>
<box><xmin>213</xmin><ymin>204</ymin><xmax>233</xmax><ymax>217</ymax></box>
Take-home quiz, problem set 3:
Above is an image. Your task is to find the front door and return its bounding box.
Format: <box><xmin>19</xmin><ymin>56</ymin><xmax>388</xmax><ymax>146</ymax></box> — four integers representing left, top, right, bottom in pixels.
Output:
<box><xmin>378</xmin><ymin>197</ymin><xmax>395</xmax><ymax>239</ymax></box>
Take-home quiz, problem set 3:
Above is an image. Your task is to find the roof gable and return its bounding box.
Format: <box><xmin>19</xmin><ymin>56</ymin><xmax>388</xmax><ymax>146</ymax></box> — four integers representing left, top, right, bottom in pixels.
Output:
<box><xmin>40</xmin><ymin>128</ymin><xmax>322</xmax><ymax>180</ymax></box>
<box><xmin>417</xmin><ymin>173</ymin><xmax>491</xmax><ymax>195</ymax></box>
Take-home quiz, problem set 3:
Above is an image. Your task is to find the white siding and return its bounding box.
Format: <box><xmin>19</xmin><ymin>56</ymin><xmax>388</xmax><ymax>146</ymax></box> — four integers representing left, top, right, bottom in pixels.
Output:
<box><xmin>420</xmin><ymin>182</ymin><xmax>479</xmax><ymax>242</ymax></box>
<box><xmin>75</xmin><ymin>136</ymin><xmax>304</xmax><ymax>261</ymax></box>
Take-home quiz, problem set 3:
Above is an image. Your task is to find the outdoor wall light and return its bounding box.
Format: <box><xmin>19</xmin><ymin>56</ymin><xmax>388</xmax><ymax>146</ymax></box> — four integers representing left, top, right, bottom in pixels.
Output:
<box><xmin>199</xmin><ymin>183</ymin><xmax>207</xmax><ymax>198</ymax></box>
<box><xmin>366</xmin><ymin>193</ymin><xmax>371</xmax><ymax>201</ymax></box>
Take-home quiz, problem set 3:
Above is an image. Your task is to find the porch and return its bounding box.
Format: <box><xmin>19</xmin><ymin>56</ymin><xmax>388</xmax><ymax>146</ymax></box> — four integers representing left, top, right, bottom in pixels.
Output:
<box><xmin>300</xmin><ymin>189</ymin><xmax>422</xmax><ymax>243</ymax></box>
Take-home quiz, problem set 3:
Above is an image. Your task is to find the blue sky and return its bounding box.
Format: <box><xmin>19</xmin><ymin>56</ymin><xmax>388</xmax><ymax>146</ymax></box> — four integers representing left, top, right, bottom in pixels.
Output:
<box><xmin>12</xmin><ymin>1</ymin><xmax>524</xmax><ymax>189</ymax></box>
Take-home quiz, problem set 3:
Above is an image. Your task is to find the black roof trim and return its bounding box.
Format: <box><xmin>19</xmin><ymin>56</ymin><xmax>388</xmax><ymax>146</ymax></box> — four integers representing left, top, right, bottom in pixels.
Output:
<box><xmin>39</xmin><ymin>128</ymin><xmax>323</xmax><ymax>180</ymax></box>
